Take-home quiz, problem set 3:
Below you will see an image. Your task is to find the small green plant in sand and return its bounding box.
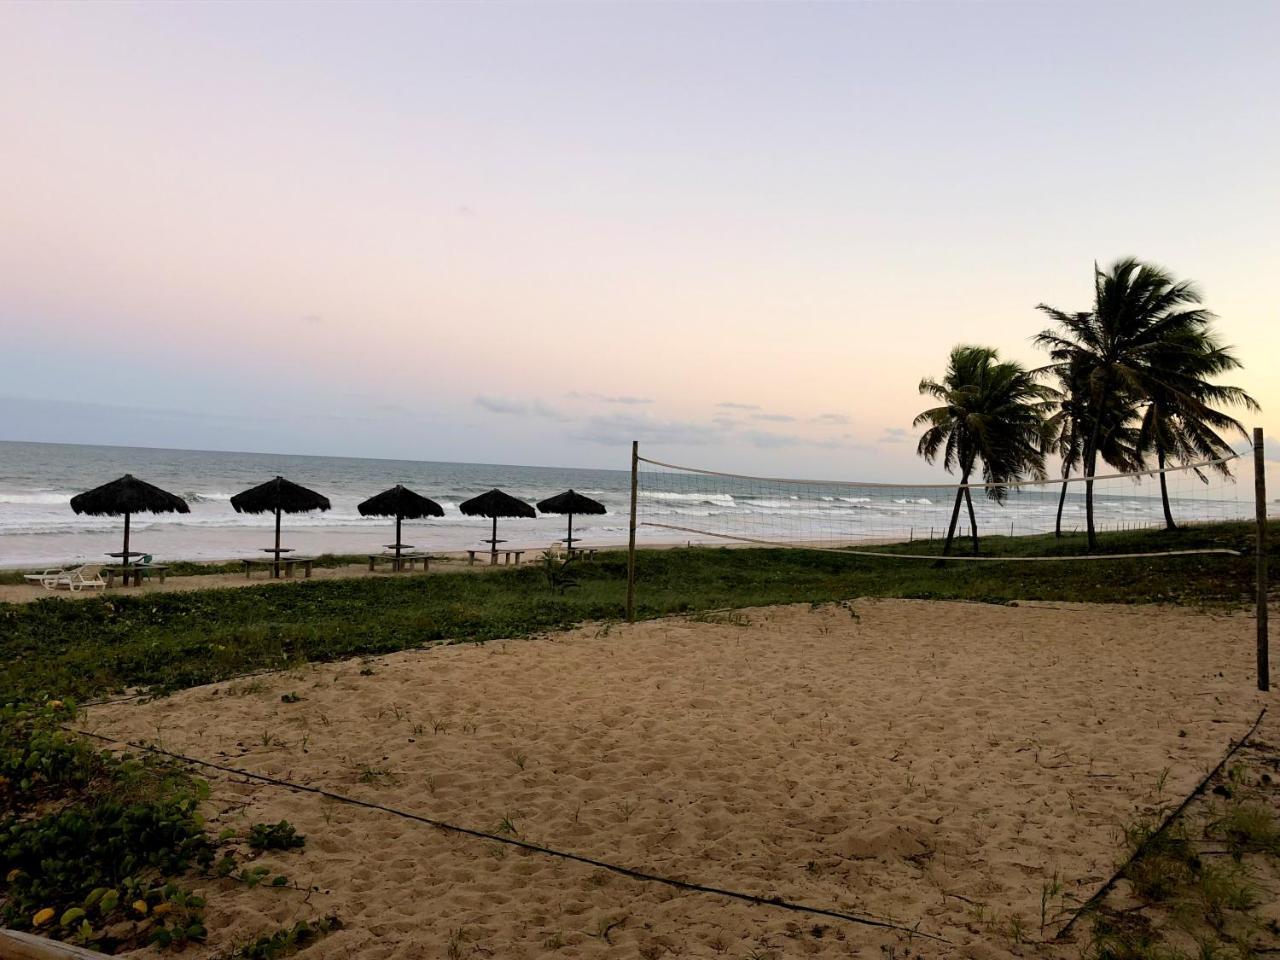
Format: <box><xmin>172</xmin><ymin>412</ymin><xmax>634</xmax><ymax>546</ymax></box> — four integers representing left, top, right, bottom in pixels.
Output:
<box><xmin>218</xmin><ymin>915</ymin><xmax>342</xmax><ymax>960</ymax></box>
<box><xmin>445</xmin><ymin>926</ymin><xmax>472</xmax><ymax>960</ymax></box>
<box><xmin>351</xmin><ymin>762</ymin><xmax>395</xmax><ymax>786</ymax></box>
<box><xmin>540</xmin><ymin>551</ymin><xmax>579</xmax><ymax>595</ymax></box>
<box><xmin>495</xmin><ymin>813</ymin><xmax>519</xmax><ymax>837</ymax></box>
<box><xmin>248</xmin><ymin>820</ymin><xmax>306</xmax><ymax>851</ymax></box>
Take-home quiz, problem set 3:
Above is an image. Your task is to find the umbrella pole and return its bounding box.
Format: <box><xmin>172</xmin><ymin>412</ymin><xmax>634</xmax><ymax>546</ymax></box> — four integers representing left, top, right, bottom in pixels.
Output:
<box><xmin>274</xmin><ymin>506</ymin><xmax>282</xmax><ymax>578</ymax></box>
<box><xmin>395</xmin><ymin>513</ymin><xmax>403</xmax><ymax>571</ymax></box>
<box><xmin>123</xmin><ymin>512</ymin><xmax>131</xmax><ymax>584</ymax></box>
<box><xmin>567</xmin><ymin>512</ymin><xmax>574</xmax><ymax>555</ymax></box>
<box><xmin>491</xmin><ymin>515</ymin><xmax>498</xmax><ymax>565</ymax></box>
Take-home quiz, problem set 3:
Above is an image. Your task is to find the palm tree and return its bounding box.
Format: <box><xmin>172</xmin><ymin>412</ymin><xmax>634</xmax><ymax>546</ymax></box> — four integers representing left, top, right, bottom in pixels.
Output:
<box><xmin>1135</xmin><ymin>337</ymin><xmax>1258</xmax><ymax>529</ymax></box>
<box><xmin>1035</xmin><ymin>258</ymin><xmax>1256</xmax><ymax>549</ymax></box>
<box><xmin>1042</xmin><ymin>355</ymin><xmax>1143</xmax><ymax>537</ymax></box>
<box><xmin>914</xmin><ymin>345</ymin><xmax>1052</xmax><ymax>555</ymax></box>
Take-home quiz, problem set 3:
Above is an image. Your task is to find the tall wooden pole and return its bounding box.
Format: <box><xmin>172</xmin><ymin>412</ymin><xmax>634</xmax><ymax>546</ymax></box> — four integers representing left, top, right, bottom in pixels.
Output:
<box><xmin>1254</xmin><ymin>428</ymin><xmax>1269</xmax><ymax>692</ymax></box>
<box><xmin>274</xmin><ymin>506</ymin><xmax>282</xmax><ymax>578</ymax></box>
<box><xmin>626</xmin><ymin>440</ymin><xmax>638</xmax><ymax>622</ymax></box>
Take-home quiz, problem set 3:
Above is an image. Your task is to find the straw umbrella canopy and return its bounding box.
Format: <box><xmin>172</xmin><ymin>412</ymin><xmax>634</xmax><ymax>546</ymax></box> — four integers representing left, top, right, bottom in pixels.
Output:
<box><xmin>536</xmin><ymin>490</ymin><xmax>606</xmax><ymax>552</ymax></box>
<box><xmin>70</xmin><ymin>474</ymin><xmax>190</xmax><ymax>569</ymax></box>
<box><xmin>358</xmin><ymin>485</ymin><xmax>444</xmax><ymax>562</ymax></box>
<box><xmin>230</xmin><ymin>476</ymin><xmax>330</xmax><ymax>563</ymax></box>
<box><xmin>459</xmin><ymin>489</ymin><xmax>535</xmax><ymax>558</ymax></box>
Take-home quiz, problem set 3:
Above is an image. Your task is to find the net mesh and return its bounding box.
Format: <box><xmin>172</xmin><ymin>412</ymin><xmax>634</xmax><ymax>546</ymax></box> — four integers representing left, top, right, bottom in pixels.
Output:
<box><xmin>635</xmin><ymin>452</ymin><xmax>1255</xmax><ymax>560</ymax></box>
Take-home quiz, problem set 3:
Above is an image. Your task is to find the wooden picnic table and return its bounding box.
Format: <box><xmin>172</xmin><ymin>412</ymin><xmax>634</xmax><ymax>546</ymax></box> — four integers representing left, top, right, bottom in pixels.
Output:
<box><xmin>103</xmin><ymin>564</ymin><xmax>169</xmax><ymax>588</ymax></box>
<box><xmin>241</xmin><ymin>556</ymin><xmax>315</xmax><ymax>579</ymax></box>
<box><xmin>367</xmin><ymin>552</ymin><xmax>430</xmax><ymax>572</ymax></box>
<box><xmin>466</xmin><ymin>548</ymin><xmax>525</xmax><ymax>566</ymax></box>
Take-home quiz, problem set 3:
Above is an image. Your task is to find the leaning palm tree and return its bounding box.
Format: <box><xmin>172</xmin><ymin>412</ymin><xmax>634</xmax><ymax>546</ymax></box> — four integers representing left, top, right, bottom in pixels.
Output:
<box><xmin>1135</xmin><ymin>337</ymin><xmax>1258</xmax><ymax>529</ymax></box>
<box><xmin>914</xmin><ymin>345</ymin><xmax>1052</xmax><ymax>555</ymax></box>
<box><xmin>1036</xmin><ymin>259</ymin><xmax>1257</xmax><ymax>548</ymax></box>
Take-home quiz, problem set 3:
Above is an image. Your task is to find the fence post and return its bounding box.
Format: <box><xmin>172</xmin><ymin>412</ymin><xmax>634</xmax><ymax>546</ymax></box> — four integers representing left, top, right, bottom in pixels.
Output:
<box><xmin>1254</xmin><ymin>428</ymin><xmax>1269</xmax><ymax>692</ymax></box>
<box><xmin>626</xmin><ymin>440</ymin><xmax>638</xmax><ymax>623</ymax></box>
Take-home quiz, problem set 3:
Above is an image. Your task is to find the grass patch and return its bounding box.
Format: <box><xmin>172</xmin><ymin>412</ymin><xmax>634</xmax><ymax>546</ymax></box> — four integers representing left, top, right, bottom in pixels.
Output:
<box><xmin>1086</xmin><ymin>736</ymin><xmax>1280</xmax><ymax>960</ymax></box>
<box><xmin>0</xmin><ymin>521</ymin><xmax>1273</xmax><ymax>704</ymax></box>
<box><xmin>0</xmin><ymin>701</ymin><xmax>308</xmax><ymax>953</ymax></box>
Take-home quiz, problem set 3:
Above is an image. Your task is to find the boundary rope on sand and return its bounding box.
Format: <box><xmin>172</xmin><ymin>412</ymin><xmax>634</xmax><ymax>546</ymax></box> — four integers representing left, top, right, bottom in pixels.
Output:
<box><xmin>1053</xmin><ymin>707</ymin><xmax>1268</xmax><ymax>941</ymax></box>
<box><xmin>71</xmin><ymin>728</ymin><xmax>949</xmax><ymax>944</ymax></box>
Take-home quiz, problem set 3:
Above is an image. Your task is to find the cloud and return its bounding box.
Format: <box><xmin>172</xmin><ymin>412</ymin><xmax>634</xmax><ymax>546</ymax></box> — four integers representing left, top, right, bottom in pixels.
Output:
<box><xmin>474</xmin><ymin>395</ymin><xmax>527</xmax><ymax>415</ymax></box>
<box><xmin>739</xmin><ymin>429</ymin><xmax>844</xmax><ymax>450</ymax></box>
<box><xmin>879</xmin><ymin>427</ymin><xmax>911</xmax><ymax>444</ymax></box>
<box><xmin>566</xmin><ymin>391</ymin><xmax>653</xmax><ymax>406</ymax></box>
<box><xmin>574</xmin><ymin>413</ymin><xmax>728</xmax><ymax>447</ymax></box>
<box><xmin>1265</xmin><ymin>436</ymin><xmax>1280</xmax><ymax>462</ymax></box>
<box><xmin>750</xmin><ymin>413</ymin><xmax>796</xmax><ymax>423</ymax></box>
<box><xmin>532</xmin><ymin>400</ymin><xmax>572</xmax><ymax>422</ymax></box>
<box><xmin>473</xmin><ymin>396</ymin><xmax>570</xmax><ymax>421</ymax></box>
<box><xmin>717</xmin><ymin>401</ymin><xmax>760</xmax><ymax>411</ymax></box>
<box><xmin>300</xmin><ymin>314</ymin><xmax>324</xmax><ymax>326</ymax></box>
<box><xmin>813</xmin><ymin>413</ymin><xmax>851</xmax><ymax>425</ymax></box>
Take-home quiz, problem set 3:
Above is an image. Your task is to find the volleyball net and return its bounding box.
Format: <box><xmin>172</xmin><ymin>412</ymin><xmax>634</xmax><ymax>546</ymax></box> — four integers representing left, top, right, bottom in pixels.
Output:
<box><xmin>633</xmin><ymin>449</ymin><xmax>1259</xmax><ymax>561</ymax></box>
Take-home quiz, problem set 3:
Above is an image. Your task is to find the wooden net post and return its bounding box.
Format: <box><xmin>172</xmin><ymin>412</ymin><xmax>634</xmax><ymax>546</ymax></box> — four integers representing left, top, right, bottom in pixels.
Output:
<box><xmin>626</xmin><ymin>440</ymin><xmax>638</xmax><ymax>622</ymax></box>
<box><xmin>1255</xmin><ymin>428</ymin><xmax>1269</xmax><ymax>692</ymax></box>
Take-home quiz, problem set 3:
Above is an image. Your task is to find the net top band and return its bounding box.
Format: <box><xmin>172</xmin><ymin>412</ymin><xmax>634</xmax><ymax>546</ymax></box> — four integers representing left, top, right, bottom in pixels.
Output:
<box><xmin>637</xmin><ymin>452</ymin><xmax>1241</xmax><ymax>491</ymax></box>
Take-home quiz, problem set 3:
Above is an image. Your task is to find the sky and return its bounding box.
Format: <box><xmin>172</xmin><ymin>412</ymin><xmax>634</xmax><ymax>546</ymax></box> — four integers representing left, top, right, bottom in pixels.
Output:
<box><xmin>1</xmin><ymin>0</ymin><xmax>1277</xmax><ymax>483</ymax></box>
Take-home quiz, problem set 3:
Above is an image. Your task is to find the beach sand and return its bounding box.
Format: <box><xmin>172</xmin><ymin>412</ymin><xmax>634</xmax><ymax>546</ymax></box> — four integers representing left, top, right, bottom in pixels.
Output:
<box><xmin>82</xmin><ymin>599</ymin><xmax>1269</xmax><ymax>959</ymax></box>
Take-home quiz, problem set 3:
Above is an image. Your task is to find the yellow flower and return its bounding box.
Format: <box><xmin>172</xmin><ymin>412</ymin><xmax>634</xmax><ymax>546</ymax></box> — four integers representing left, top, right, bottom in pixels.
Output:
<box><xmin>152</xmin><ymin>903</ymin><xmax>172</xmax><ymax>916</ymax></box>
<box><xmin>33</xmin><ymin>907</ymin><xmax>55</xmax><ymax>927</ymax></box>
<box><xmin>47</xmin><ymin>700</ymin><xmax>64</xmax><ymax>710</ymax></box>
<box><xmin>132</xmin><ymin>900</ymin><xmax>148</xmax><ymax>916</ymax></box>
<box><xmin>6</xmin><ymin>868</ymin><xmax>21</xmax><ymax>883</ymax></box>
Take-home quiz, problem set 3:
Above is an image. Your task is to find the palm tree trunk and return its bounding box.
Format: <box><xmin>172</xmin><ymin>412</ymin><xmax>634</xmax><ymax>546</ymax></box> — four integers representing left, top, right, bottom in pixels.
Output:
<box><xmin>942</xmin><ymin>466</ymin><xmax>971</xmax><ymax>556</ymax></box>
<box><xmin>1083</xmin><ymin>419</ymin><xmax>1103</xmax><ymax>552</ymax></box>
<box><xmin>1055</xmin><ymin>463</ymin><xmax>1071</xmax><ymax>538</ymax></box>
<box><xmin>964</xmin><ymin>485</ymin><xmax>979</xmax><ymax>554</ymax></box>
<box><xmin>1157</xmin><ymin>443</ymin><xmax>1176</xmax><ymax>530</ymax></box>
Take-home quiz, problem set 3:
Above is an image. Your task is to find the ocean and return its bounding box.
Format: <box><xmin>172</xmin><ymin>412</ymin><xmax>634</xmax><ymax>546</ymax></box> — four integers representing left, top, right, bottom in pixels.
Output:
<box><xmin>0</xmin><ymin>440</ymin><xmax>1262</xmax><ymax>568</ymax></box>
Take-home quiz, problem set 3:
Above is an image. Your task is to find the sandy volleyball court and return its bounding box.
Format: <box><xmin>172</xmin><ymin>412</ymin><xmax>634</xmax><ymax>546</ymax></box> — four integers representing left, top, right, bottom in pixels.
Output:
<box><xmin>84</xmin><ymin>599</ymin><xmax>1268</xmax><ymax>959</ymax></box>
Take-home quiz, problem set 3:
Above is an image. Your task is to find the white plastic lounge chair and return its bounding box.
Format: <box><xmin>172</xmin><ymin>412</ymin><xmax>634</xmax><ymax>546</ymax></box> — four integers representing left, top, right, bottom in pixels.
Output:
<box><xmin>23</xmin><ymin>564</ymin><xmax>81</xmax><ymax>589</ymax></box>
<box><xmin>53</xmin><ymin>564</ymin><xmax>106</xmax><ymax>592</ymax></box>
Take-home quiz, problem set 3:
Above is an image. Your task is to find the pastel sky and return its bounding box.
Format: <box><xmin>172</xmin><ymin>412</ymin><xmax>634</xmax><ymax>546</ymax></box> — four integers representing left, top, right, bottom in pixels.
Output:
<box><xmin>1</xmin><ymin>0</ymin><xmax>1277</xmax><ymax>482</ymax></box>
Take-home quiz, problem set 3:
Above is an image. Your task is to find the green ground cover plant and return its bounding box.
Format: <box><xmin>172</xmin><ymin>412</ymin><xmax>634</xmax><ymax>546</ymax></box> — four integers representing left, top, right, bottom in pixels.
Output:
<box><xmin>0</xmin><ymin>521</ymin><xmax>1272</xmax><ymax>704</ymax></box>
<box><xmin>0</xmin><ymin>701</ymin><xmax>309</xmax><ymax>953</ymax></box>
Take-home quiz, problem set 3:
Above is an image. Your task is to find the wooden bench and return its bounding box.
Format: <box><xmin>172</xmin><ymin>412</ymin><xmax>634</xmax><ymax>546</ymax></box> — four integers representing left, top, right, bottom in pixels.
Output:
<box><xmin>566</xmin><ymin>547</ymin><xmax>598</xmax><ymax>561</ymax></box>
<box><xmin>367</xmin><ymin>553</ymin><xmax>430</xmax><ymax>572</ymax></box>
<box><xmin>103</xmin><ymin>564</ymin><xmax>169</xmax><ymax>588</ymax></box>
<box><xmin>466</xmin><ymin>548</ymin><xmax>525</xmax><ymax>566</ymax></box>
<box><xmin>241</xmin><ymin>557</ymin><xmax>315</xmax><ymax>579</ymax></box>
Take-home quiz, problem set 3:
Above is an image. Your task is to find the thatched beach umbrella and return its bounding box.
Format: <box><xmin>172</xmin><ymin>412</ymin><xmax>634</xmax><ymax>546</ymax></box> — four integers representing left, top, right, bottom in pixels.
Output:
<box><xmin>536</xmin><ymin>489</ymin><xmax>606</xmax><ymax>552</ymax></box>
<box><xmin>358</xmin><ymin>485</ymin><xmax>444</xmax><ymax>565</ymax></box>
<box><xmin>459</xmin><ymin>488</ymin><xmax>535</xmax><ymax>561</ymax></box>
<box><xmin>230</xmin><ymin>476</ymin><xmax>330</xmax><ymax>564</ymax></box>
<box><xmin>70</xmin><ymin>474</ymin><xmax>190</xmax><ymax>572</ymax></box>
